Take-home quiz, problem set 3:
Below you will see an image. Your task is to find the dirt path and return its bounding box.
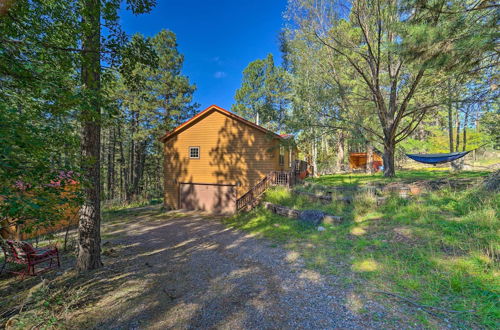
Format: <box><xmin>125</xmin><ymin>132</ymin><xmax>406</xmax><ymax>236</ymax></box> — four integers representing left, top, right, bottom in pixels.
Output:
<box><xmin>2</xmin><ymin>206</ymin><xmax>399</xmax><ymax>329</ymax></box>
<box><xmin>63</xmin><ymin>205</ymin><xmax>398</xmax><ymax>330</ymax></box>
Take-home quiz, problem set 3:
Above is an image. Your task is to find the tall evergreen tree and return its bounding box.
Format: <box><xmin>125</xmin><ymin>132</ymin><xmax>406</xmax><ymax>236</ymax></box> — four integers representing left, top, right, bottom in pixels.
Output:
<box><xmin>103</xmin><ymin>30</ymin><xmax>197</xmax><ymax>202</ymax></box>
<box><xmin>233</xmin><ymin>54</ymin><xmax>291</xmax><ymax>131</ymax></box>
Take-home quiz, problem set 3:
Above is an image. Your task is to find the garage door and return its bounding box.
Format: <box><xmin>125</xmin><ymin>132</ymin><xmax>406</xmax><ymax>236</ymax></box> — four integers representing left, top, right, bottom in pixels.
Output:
<box><xmin>179</xmin><ymin>183</ymin><xmax>236</xmax><ymax>214</ymax></box>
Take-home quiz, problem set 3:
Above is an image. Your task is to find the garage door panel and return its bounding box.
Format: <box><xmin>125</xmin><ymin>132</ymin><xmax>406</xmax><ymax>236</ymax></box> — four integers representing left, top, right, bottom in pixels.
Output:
<box><xmin>180</xmin><ymin>183</ymin><xmax>236</xmax><ymax>214</ymax></box>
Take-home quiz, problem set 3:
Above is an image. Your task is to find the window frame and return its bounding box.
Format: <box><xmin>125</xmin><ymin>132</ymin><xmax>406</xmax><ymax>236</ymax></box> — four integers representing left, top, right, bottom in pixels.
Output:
<box><xmin>189</xmin><ymin>146</ymin><xmax>200</xmax><ymax>159</ymax></box>
<box><xmin>279</xmin><ymin>146</ymin><xmax>285</xmax><ymax>166</ymax></box>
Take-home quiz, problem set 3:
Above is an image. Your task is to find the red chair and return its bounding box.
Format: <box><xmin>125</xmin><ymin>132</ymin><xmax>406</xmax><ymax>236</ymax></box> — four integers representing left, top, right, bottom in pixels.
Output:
<box><xmin>0</xmin><ymin>239</ymin><xmax>60</xmax><ymax>279</ymax></box>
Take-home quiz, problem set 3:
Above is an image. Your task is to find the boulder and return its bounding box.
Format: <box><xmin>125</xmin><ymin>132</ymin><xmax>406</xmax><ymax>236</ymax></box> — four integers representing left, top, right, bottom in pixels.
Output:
<box><xmin>298</xmin><ymin>210</ymin><xmax>325</xmax><ymax>226</ymax></box>
<box><xmin>275</xmin><ymin>205</ymin><xmax>300</xmax><ymax>218</ymax></box>
<box><xmin>483</xmin><ymin>170</ymin><xmax>500</xmax><ymax>192</ymax></box>
<box><xmin>263</xmin><ymin>202</ymin><xmax>276</xmax><ymax>212</ymax></box>
<box><xmin>263</xmin><ymin>202</ymin><xmax>343</xmax><ymax>226</ymax></box>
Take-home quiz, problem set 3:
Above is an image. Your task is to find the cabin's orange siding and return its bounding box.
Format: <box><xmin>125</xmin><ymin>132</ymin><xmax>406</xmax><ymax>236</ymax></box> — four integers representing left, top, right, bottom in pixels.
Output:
<box><xmin>0</xmin><ymin>184</ymin><xmax>80</xmax><ymax>240</ymax></box>
<box><xmin>163</xmin><ymin>109</ymin><xmax>295</xmax><ymax>209</ymax></box>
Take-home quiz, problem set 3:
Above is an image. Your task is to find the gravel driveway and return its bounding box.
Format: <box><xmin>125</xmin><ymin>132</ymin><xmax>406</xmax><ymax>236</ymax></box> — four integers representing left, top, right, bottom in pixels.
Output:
<box><xmin>79</xmin><ymin>206</ymin><xmax>394</xmax><ymax>329</ymax></box>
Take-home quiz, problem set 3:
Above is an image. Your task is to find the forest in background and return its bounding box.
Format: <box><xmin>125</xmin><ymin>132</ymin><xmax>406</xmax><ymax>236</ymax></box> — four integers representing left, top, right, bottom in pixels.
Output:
<box><xmin>0</xmin><ymin>0</ymin><xmax>498</xmax><ymax>271</ymax></box>
<box><xmin>233</xmin><ymin>0</ymin><xmax>499</xmax><ymax>175</ymax></box>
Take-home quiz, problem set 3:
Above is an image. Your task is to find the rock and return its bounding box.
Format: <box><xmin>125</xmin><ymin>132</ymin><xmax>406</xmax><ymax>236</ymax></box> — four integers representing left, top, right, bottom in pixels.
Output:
<box><xmin>265</xmin><ymin>203</ymin><xmax>343</xmax><ymax>227</ymax></box>
<box><xmin>275</xmin><ymin>205</ymin><xmax>300</xmax><ymax>218</ymax></box>
<box><xmin>263</xmin><ymin>202</ymin><xmax>276</xmax><ymax>212</ymax></box>
<box><xmin>382</xmin><ymin>183</ymin><xmax>412</xmax><ymax>198</ymax></box>
<box><xmin>294</xmin><ymin>190</ymin><xmax>332</xmax><ymax>203</ymax></box>
<box><xmin>323</xmin><ymin>215</ymin><xmax>343</xmax><ymax>225</ymax></box>
<box><xmin>336</xmin><ymin>196</ymin><xmax>352</xmax><ymax>204</ymax></box>
<box><xmin>317</xmin><ymin>226</ymin><xmax>326</xmax><ymax>232</ymax></box>
<box><xmin>298</xmin><ymin>210</ymin><xmax>325</xmax><ymax>226</ymax></box>
<box><xmin>483</xmin><ymin>170</ymin><xmax>500</xmax><ymax>192</ymax></box>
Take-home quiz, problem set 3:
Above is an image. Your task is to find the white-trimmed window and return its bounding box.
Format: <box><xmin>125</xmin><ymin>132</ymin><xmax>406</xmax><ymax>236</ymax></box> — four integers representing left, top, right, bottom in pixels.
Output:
<box><xmin>189</xmin><ymin>146</ymin><xmax>200</xmax><ymax>159</ymax></box>
<box><xmin>279</xmin><ymin>146</ymin><xmax>285</xmax><ymax>166</ymax></box>
<box><xmin>289</xmin><ymin>149</ymin><xmax>293</xmax><ymax>168</ymax></box>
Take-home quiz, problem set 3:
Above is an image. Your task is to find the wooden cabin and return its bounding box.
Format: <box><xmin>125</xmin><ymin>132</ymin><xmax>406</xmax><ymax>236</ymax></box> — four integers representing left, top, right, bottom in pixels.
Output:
<box><xmin>160</xmin><ymin>105</ymin><xmax>298</xmax><ymax>214</ymax></box>
<box><xmin>349</xmin><ymin>152</ymin><xmax>383</xmax><ymax>172</ymax></box>
<box><xmin>0</xmin><ymin>180</ymin><xmax>79</xmax><ymax>240</ymax></box>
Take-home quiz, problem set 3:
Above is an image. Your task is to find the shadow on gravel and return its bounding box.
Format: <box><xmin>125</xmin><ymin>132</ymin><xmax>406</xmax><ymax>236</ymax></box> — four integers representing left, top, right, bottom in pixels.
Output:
<box><xmin>1</xmin><ymin>206</ymin><xmax>391</xmax><ymax>328</ymax></box>
<box><xmin>80</xmin><ymin>207</ymin><xmax>391</xmax><ymax>329</ymax></box>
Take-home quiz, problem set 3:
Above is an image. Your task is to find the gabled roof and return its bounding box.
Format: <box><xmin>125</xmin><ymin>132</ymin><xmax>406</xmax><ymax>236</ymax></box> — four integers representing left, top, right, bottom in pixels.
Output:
<box><xmin>159</xmin><ymin>105</ymin><xmax>285</xmax><ymax>142</ymax></box>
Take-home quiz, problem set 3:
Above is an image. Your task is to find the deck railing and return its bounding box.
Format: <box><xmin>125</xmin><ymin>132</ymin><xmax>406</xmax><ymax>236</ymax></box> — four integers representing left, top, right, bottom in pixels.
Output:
<box><xmin>236</xmin><ymin>173</ymin><xmax>271</xmax><ymax>211</ymax></box>
<box><xmin>270</xmin><ymin>171</ymin><xmax>295</xmax><ymax>187</ymax></box>
<box><xmin>236</xmin><ymin>171</ymin><xmax>297</xmax><ymax>211</ymax></box>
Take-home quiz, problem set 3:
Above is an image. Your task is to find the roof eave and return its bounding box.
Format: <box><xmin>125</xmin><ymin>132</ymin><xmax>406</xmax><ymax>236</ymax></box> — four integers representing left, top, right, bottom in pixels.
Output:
<box><xmin>159</xmin><ymin>105</ymin><xmax>284</xmax><ymax>143</ymax></box>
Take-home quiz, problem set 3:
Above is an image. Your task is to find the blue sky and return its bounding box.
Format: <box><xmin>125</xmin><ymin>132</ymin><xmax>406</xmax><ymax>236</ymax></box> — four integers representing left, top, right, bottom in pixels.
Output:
<box><xmin>119</xmin><ymin>0</ymin><xmax>287</xmax><ymax>111</ymax></box>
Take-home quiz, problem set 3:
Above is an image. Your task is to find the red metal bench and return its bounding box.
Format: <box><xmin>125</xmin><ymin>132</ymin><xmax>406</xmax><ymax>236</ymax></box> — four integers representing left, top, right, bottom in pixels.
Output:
<box><xmin>0</xmin><ymin>239</ymin><xmax>60</xmax><ymax>279</ymax></box>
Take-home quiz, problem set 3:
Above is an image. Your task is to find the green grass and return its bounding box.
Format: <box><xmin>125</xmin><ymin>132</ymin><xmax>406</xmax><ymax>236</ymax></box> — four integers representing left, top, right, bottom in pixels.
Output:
<box><xmin>102</xmin><ymin>197</ymin><xmax>162</xmax><ymax>213</ymax></box>
<box><xmin>225</xmin><ymin>183</ymin><xmax>500</xmax><ymax>328</ymax></box>
<box><xmin>307</xmin><ymin>169</ymin><xmax>491</xmax><ymax>187</ymax></box>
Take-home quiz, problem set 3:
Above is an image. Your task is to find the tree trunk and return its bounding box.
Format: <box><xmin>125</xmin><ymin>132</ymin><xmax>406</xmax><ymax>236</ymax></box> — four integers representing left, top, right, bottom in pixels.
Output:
<box><xmin>118</xmin><ymin>125</ymin><xmax>128</xmax><ymax>202</ymax></box>
<box><xmin>312</xmin><ymin>135</ymin><xmax>318</xmax><ymax>177</ymax></box>
<box><xmin>463</xmin><ymin>111</ymin><xmax>468</xmax><ymax>152</ymax></box>
<box><xmin>455</xmin><ymin>110</ymin><xmax>460</xmax><ymax>152</ymax></box>
<box><xmin>128</xmin><ymin>138</ymin><xmax>135</xmax><ymax>202</ymax></box>
<box><xmin>383</xmin><ymin>137</ymin><xmax>395</xmax><ymax>177</ymax></box>
<box><xmin>447</xmin><ymin>82</ymin><xmax>454</xmax><ymax>153</ymax></box>
<box><xmin>131</xmin><ymin>140</ymin><xmax>147</xmax><ymax>200</ymax></box>
<box><xmin>451</xmin><ymin>108</ymin><xmax>463</xmax><ymax>171</ymax></box>
<box><xmin>366</xmin><ymin>143</ymin><xmax>374</xmax><ymax>174</ymax></box>
<box><xmin>77</xmin><ymin>0</ymin><xmax>102</xmax><ymax>272</ymax></box>
<box><xmin>157</xmin><ymin>152</ymin><xmax>163</xmax><ymax>198</ymax></box>
<box><xmin>106</xmin><ymin>128</ymin><xmax>113</xmax><ymax>200</ymax></box>
<box><xmin>336</xmin><ymin>131</ymin><xmax>345</xmax><ymax>172</ymax></box>
<box><xmin>127</xmin><ymin>111</ymin><xmax>138</xmax><ymax>202</ymax></box>
<box><xmin>110</xmin><ymin>128</ymin><xmax>116</xmax><ymax>200</ymax></box>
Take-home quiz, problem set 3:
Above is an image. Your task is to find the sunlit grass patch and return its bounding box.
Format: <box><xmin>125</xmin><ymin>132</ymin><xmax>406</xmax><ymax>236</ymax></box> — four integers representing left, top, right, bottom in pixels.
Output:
<box><xmin>307</xmin><ymin>169</ymin><xmax>492</xmax><ymax>187</ymax></box>
<box><xmin>352</xmin><ymin>258</ymin><xmax>379</xmax><ymax>272</ymax></box>
<box><xmin>225</xmin><ymin>180</ymin><xmax>499</xmax><ymax>327</ymax></box>
<box><xmin>352</xmin><ymin>191</ymin><xmax>377</xmax><ymax>216</ymax></box>
<box><xmin>350</xmin><ymin>226</ymin><xmax>367</xmax><ymax>236</ymax></box>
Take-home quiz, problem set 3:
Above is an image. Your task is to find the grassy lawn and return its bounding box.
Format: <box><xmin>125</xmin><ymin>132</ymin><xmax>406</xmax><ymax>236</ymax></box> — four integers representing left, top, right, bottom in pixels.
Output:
<box><xmin>225</xmin><ymin>176</ymin><xmax>499</xmax><ymax>328</ymax></box>
<box><xmin>307</xmin><ymin>169</ymin><xmax>491</xmax><ymax>187</ymax></box>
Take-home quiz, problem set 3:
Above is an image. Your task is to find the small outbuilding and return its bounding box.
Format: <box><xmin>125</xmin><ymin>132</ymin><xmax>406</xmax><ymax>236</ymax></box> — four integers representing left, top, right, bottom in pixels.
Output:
<box><xmin>349</xmin><ymin>152</ymin><xmax>383</xmax><ymax>172</ymax></box>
